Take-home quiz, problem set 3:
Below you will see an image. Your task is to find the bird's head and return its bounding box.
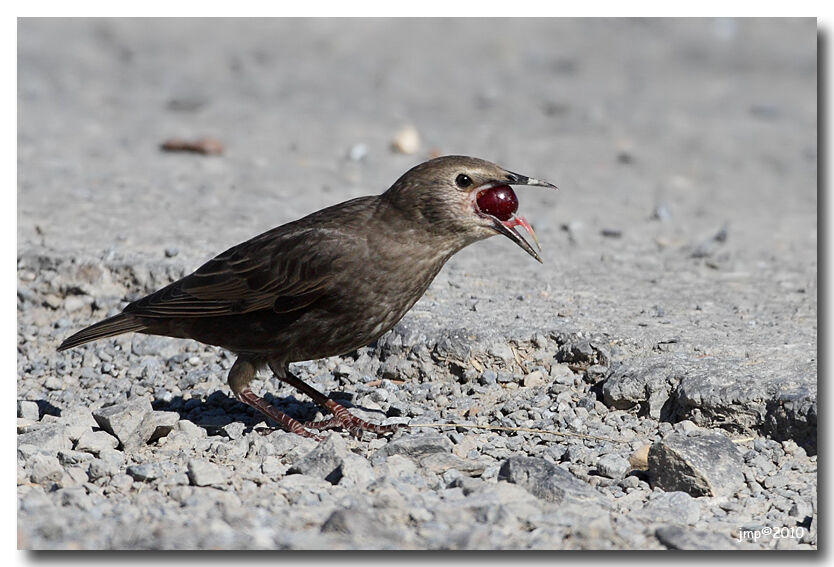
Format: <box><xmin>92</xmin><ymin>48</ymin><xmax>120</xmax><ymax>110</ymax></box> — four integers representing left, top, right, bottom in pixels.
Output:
<box><xmin>381</xmin><ymin>155</ymin><xmax>557</xmax><ymax>262</ymax></box>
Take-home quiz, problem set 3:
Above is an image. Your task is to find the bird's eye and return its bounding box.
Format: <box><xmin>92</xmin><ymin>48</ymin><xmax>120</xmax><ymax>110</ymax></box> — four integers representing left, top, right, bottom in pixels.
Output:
<box><xmin>455</xmin><ymin>174</ymin><xmax>473</xmax><ymax>188</ymax></box>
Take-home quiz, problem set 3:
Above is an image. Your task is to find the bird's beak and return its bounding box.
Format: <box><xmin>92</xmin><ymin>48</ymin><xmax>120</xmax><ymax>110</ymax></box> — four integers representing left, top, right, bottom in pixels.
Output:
<box><xmin>505</xmin><ymin>171</ymin><xmax>558</xmax><ymax>191</ymax></box>
<box><xmin>490</xmin><ymin>216</ymin><xmax>543</xmax><ymax>263</ymax></box>
<box><xmin>491</xmin><ymin>171</ymin><xmax>558</xmax><ymax>264</ymax></box>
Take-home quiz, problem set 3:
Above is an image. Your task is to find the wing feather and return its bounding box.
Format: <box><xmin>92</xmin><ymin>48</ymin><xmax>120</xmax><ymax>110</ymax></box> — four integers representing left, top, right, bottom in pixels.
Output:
<box><xmin>123</xmin><ymin>227</ymin><xmax>349</xmax><ymax>318</ymax></box>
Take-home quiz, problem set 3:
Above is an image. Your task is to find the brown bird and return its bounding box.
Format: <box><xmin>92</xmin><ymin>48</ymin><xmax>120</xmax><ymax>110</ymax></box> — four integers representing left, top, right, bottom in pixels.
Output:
<box><xmin>58</xmin><ymin>156</ymin><xmax>556</xmax><ymax>439</ymax></box>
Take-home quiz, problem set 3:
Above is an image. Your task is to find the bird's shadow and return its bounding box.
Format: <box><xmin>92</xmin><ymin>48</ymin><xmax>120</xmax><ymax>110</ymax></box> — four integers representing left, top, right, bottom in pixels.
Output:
<box><xmin>150</xmin><ymin>388</ymin><xmax>387</xmax><ymax>436</ymax></box>
<box><xmin>35</xmin><ymin>399</ymin><xmax>62</xmax><ymax>419</ymax></box>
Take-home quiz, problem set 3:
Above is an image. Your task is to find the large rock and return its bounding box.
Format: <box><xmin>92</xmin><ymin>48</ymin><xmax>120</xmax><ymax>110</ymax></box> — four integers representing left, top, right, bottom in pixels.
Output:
<box><xmin>28</xmin><ymin>454</ymin><xmax>64</xmax><ymax>484</ymax></box>
<box><xmin>17</xmin><ymin>425</ymin><xmax>72</xmax><ymax>452</ymax></box>
<box><xmin>142</xmin><ymin>411</ymin><xmax>181</xmax><ymax>443</ymax></box>
<box><xmin>74</xmin><ymin>430</ymin><xmax>119</xmax><ymax>455</ymax></box>
<box><xmin>602</xmin><ymin>358</ymin><xmax>674</xmax><ymax>419</ymax></box>
<box><xmin>655</xmin><ymin>525</ymin><xmax>743</xmax><ymax>550</ymax></box>
<box><xmin>92</xmin><ymin>398</ymin><xmax>179</xmax><ymax>449</ymax></box>
<box><xmin>92</xmin><ymin>397</ymin><xmax>154</xmax><ymax>449</ymax></box>
<box><xmin>596</xmin><ymin>454</ymin><xmax>631</xmax><ymax>479</ymax></box>
<box><xmin>498</xmin><ymin>456</ymin><xmax>607</xmax><ymax>507</ymax></box>
<box><xmin>338</xmin><ymin>453</ymin><xmax>376</xmax><ymax>487</ymax></box>
<box><xmin>186</xmin><ymin>459</ymin><xmax>226</xmax><ymax>487</ymax></box>
<box><xmin>374</xmin><ymin>434</ymin><xmax>453</xmax><ymax>461</ymax></box>
<box><xmin>648</xmin><ymin>432</ymin><xmax>745</xmax><ymax>497</ymax></box>
<box><xmin>638</xmin><ymin>491</ymin><xmax>701</xmax><ymax>525</ymax></box>
<box><xmin>320</xmin><ymin>506</ymin><xmax>410</xmax><ymax>548</ymax></box>
<box><xmin>673</xmin><ymin>362</ymin><xmax>817</xmax><ymax>455</ymax></box>
<box><xmin>17</xmin><ymin>400</ymin><xmax>40</xmax><ymax>421</ymax></box>
<box><xmin>288</xmin><ymin>434</ymin><xmax>350</xmax><ymax>484</ymax></box>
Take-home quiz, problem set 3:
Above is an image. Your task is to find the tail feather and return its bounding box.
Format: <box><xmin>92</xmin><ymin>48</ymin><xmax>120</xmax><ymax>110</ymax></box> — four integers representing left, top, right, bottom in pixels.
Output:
<box><xmin>57</xmin><ymin>313</ymin><xmax>147</xmax><ymax>351</ymax></box>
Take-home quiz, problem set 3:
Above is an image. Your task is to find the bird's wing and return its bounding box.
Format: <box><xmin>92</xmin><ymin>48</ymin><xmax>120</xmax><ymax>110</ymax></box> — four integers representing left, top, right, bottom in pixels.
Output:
<box><xmin>124</xmin><ymin>227</ymin><xmax>353</xmax><ymax>318</ymax></box>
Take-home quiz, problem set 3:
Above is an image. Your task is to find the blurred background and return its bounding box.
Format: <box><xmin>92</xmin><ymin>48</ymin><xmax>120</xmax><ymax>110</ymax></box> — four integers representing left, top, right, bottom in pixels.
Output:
<box><xmin>18</xmin><ymin>17</ymin><xmax>817</xmax><ymax>379</ymax></box>
<box><xmin>18</xmin><ymin>18</ymin><xmax>816</xmax><ymax>270</ymax></box>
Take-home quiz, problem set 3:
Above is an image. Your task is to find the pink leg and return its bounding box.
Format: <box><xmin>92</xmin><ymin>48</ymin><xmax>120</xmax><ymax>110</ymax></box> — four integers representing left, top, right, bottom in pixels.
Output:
<box><xmin>270</xmin><ymin>361</ymin><xmax>402</xmax><ymax>437</ymax></box>
<box><xmin>235</xmin><ymin>388</ymin><xmax>323</xmax><ymax>441</ymax></box>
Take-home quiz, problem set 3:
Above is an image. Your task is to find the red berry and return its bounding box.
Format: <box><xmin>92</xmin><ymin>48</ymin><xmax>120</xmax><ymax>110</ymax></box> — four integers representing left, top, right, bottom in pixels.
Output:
<box><xmin>476</xmin><ymin>185</ymin><xmax>518</xmax><ymax>221</ymax></box>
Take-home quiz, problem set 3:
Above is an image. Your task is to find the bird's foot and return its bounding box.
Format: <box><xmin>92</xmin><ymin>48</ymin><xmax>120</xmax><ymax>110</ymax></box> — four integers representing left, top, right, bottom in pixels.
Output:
<box><xmin>253</xmin><ymin>425</ymin><xmax>324</xmax><ymax>441</ymax></box>
<box><xmin>299</xmin><ymin>416</ymin><xmax>343</xmax><ymax>431</ymax></box>
<box><xmin>235</xmin><ymin>388</ymin><xmax>324</xmax><ymax>441</ymax></box>
<box><xmin>320</xmin><ymin>401</ymin><xmax>404</xmax><ymax>438</ymax></box>
<box><xmin>299</xmin><ymin>409</ymin><xmax>403</xmax><ymax>438</ymax></box>
<box><xmin>271</xmin><ymin>365</ymin><xmax>403</xmax><ymax>438</ymax></box>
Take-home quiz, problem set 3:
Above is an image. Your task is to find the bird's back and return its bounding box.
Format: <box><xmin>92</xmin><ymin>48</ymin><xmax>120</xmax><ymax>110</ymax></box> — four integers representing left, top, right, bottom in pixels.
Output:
<box><xmin>67</xmin><ymin>194</ymin><xmax>455</xmax><ymax>362</ymax></box>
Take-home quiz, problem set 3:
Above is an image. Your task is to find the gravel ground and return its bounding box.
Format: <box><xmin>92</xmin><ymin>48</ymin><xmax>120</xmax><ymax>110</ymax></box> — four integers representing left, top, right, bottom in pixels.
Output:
<box><xmin>17</xmin><ymin>18</ymin><xmax>817</xmax><ymax>550</ymax></box>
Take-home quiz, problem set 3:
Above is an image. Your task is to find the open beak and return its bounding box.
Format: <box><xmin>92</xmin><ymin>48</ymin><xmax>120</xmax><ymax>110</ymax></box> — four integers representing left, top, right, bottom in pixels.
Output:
<box><xmin>489</xmin><ymin>216</ymin><xmax>543</xmax><ymax>263</ymax></box>
<box><xmin>487</xmin><ymin>171</ymin><xmax>557</xmax><ymax>264</ymax></box>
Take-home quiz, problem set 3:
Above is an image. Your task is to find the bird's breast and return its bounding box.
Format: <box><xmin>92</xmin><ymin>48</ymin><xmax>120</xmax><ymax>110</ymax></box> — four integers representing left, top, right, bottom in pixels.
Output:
<box><xmin>339</xmin><ymin>246</ymin><xmax>450</xmax><ymax>324</ymax></box>
<box><xmin>282</xmin><ymin>243</ymin><xmax>451</xmax><ymax>361</ymax></box>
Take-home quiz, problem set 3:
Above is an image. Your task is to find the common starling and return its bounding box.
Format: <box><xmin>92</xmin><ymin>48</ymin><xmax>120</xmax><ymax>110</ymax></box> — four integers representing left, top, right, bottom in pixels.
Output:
<box><xmin>58</xmin><ymin>155</ymin><xmax>556</xmax><ymax>439</ymax></box>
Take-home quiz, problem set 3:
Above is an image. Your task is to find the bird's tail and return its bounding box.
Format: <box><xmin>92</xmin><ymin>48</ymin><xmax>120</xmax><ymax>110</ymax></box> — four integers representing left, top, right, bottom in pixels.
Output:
<box><xmin>57</xmin><ymin>313</ymin><xmax>147</xmax><ymax>351</ymax></box>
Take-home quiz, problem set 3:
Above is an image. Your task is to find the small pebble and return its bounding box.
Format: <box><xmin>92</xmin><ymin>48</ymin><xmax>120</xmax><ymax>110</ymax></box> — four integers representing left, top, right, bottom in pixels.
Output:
<box><xmin>28</xmin><ymin>454</ymin><xmax>64</xmax><ymax>484</ymax></box>
<box><xmin>57</xmin><ymin>450</ymin><xmax>94</xmax><ymax>466</ymax></box>
<box><xmin>620</xmin><ymin>475</ymin><xmax>640</xmax><ymax>489</ymax></box>
<box><xmin>596</xmin><ymin>454</ymin><xmax>630</xmax><ymax>479</ymax></box>
<box><xmin>75</xmin><ymin>430</ymin><xmax>119</xmax><ymax>455</ymax></box>
<box><xmin>522</xmin><ymin>370</ymin><xmax>546</xmax><ymax>388</ymax></box>
<box><xmin>63</xmin><ymin>296</ymin><xmax>88</xmax><ymax>312</ymax></box>
<box><xmin>126</xmin><ymin>463</ymin><xmax>160</xmax><ymax>482</ymax></box>
<box><xmin>160</xmin><ymin>137</ymin><xmax>223</xmax><ymax>155</ymax></box>
<box><xmin>17</xmin><ymin>400</ymin><xmax>40</xmax><ymax>421</ymax></box>
<box><xmin>109</xmin><ymin>473</ymin><xmax>134</xmax><ymax>492</ymax></box>
<box><xmin>347</xmin><ymin>143</ymin><xmax>369</xmax><ymax>162</ymax></box>
<box><xmin>652</xmin><ymin>201</ymin><xmax>672</xmax><ymax>221</ymax></box>
<box><xmin>187</xmin><ymin>459</ymin><xmax>226</xmax><ymax>486</ymax></box>
<box><xmin>390</xmin><ymin>125</ymin><xmax>421</xmax><ymax>155</ymax></box>
<box><xmin>43</xmin><ymin>376</ymin><xmax>64</xmax><ymax>390</ymax></box>
<box><xmin>479</xmin><ymin>370</ymin><xmax>497</xmax><ymax>386</ymax></box>
<box><xmin>628</xmin><ymin>445</ymin><xmax>650</xmax><ymax>471</ymax></box>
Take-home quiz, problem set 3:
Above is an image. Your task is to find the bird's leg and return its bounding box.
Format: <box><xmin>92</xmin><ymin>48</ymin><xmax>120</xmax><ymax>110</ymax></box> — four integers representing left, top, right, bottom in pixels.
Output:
<box><xmin>227</xmin><ymin>356</ymin><xmax>322</xmax><ymax>440</ymax></box>
<box><xmin>298</xmin><ymin>416</ymin><xmax>344</xmax><ymax>430</ymax></box>
<box><xmin>268</xmin><ymin>360</ymin><xmax>401</xmax><ymax>437</ymax></box>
